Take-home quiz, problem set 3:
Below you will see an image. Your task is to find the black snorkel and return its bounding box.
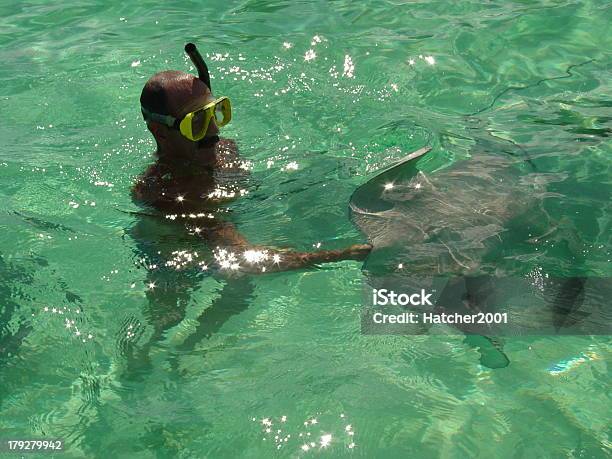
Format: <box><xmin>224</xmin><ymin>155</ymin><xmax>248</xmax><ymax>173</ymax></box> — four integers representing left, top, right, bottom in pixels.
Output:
<box><xmin>184</xmin><ymin>43</ymin><xmax>212</xmax><ymax>92</ymax></box>
<box><xmin>185</xmin><ymin>42</ymin><xmax>220</xmax><ymax>148</ymax></box>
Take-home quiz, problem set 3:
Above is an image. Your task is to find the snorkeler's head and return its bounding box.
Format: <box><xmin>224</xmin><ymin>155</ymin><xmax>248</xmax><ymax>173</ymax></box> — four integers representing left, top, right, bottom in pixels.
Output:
<box><xmin>140</xmin><ymin>70</ymin><xmax>219</xmax><ymax>160</ymax></box>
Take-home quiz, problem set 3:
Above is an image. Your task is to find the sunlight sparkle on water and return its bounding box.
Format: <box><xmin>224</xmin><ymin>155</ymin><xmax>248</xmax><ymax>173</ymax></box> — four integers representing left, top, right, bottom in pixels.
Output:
<box><xmin>304</xmin><ymin>50</ymin><xmax>316</xmax><ymax>61</ymax></box>
<box><xmin>214</xmin><ymin>248</ymin><xmax>242</xmax><ymax>271</ymax></box>
<box><xmin>254</xmin><ymin>411</ymin><xmax>356</xmax><ymax>454</ymax></box>
<box><xmin>39</xmin><ymin>306</ymin><xmax>94</xmax><ymax>342</ymax></box>
<box><xmin>208</xmin><ymin>187</ymin><xmax>236</xmax><ymax>199</ymax></box>
<box><xmin>320</xmin><ymin>434</ymin><xmax>332</xmax><ymax>447</ymax></box>
<box><xmin>343</xmin><ymin>55</ymin><xmax>355</xmax><ymax>78</ymax></box>
<box><xmin>310</xmin><ymin>35</ymin><xmax>324</xmax><ymax>46</ymax></box>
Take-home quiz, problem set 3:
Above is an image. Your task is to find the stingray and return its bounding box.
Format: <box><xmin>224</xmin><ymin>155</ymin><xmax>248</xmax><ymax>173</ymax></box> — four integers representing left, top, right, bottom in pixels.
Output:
<box><xmin>349</xmin><ymin>146</ymin><xmax>610</xmax><ymax>368</ymax></box>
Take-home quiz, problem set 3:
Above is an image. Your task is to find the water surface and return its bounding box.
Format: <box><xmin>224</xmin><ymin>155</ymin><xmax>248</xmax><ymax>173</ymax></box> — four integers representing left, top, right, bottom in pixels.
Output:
<box><xmin>1</xmin><ymin>1</ymin><xmax>610</xmax><ymax>457</ymax></box>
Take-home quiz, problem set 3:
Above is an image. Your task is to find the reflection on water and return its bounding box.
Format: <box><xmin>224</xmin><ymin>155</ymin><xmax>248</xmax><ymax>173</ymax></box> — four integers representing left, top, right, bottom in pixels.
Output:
<box><xmin>1</xmin><ymin>0</ymin><xmax>611</xmax><ymax>456</ymax></box>
<box><xmin>251</xmin><ymin>412</ymin><xmax>357</xmax><ymax>453</ymax></box>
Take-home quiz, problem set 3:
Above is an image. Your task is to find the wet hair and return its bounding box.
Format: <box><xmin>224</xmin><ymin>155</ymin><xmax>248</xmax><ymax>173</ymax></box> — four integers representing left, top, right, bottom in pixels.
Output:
<box><xmin>140</xmin><ymin>70</ymin><xmax>192</xmax><ymax>116</ymax></box>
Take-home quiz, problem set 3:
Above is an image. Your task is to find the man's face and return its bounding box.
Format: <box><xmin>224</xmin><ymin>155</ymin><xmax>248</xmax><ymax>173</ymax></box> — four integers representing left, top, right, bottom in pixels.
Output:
<box><xmin>153</xmin><ymin>75</ymin><xmax>220</xmax><ymax>159</ymax></box>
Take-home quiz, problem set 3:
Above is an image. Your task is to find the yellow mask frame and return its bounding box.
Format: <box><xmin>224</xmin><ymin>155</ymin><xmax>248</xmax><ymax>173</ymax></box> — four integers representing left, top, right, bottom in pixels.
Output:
<box><xmin>141</xmin><ymin>96</ymin><xmax>232</xmax><ymax>142</ymax></box>
<box><xmin>178</xmin><ymin>97</ymin><xmax>232</xmax><ymax>141</ymax></box>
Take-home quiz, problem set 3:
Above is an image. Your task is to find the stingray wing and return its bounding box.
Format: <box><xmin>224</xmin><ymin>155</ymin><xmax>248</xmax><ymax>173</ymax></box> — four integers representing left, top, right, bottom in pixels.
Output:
<box><xmin>349</xmin><ymin>146</ymin><xmax>431</xmax><ymax>216</ymax></box>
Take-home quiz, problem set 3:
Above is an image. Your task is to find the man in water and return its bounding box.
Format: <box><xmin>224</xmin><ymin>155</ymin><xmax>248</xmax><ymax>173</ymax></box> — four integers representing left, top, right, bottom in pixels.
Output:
<box><xmin>132</xmin><ymin>68</ymin><xmax>371</xmax><ymax>273</ymax></box>
<box><xmin>123</xmin><ymin>48</ymin><xmax>371</xmax><ymax>368</ymax></box>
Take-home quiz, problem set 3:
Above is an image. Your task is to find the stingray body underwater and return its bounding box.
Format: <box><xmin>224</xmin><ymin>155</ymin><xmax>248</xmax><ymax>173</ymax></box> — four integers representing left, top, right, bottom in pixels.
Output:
<box><xmin>349</xmin><ymin>146</ymin><xmax>610</xmax><ymax>368</ymax></box>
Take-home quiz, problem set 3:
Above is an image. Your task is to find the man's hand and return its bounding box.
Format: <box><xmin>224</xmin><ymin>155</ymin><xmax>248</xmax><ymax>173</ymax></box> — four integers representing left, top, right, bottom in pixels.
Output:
<box><xmin>344</xmin><ymin>243</ymin><xmax>373</xmax><ymax>261</ymax></box>
<box><xmin>290</xmin><ymin>243</ymin><xmax>372</xmax><ymax>268</ymax></box>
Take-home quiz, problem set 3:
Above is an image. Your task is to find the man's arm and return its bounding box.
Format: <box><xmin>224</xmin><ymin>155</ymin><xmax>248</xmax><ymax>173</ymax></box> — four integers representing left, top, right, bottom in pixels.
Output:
<box><xmin>195</xmin><ymin>219</ymin><xmax>371</xmax><ymax>273</ymax></box>
<box><xmin>132</xmin><ymin>170</ymin><xmax>371</xmax><ymax>273</ymax></box>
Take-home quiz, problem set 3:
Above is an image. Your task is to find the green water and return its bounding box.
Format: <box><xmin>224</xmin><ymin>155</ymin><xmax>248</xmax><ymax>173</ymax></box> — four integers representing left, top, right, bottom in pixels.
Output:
<box><xmin>1</xmin><ymin>1</ymin><xmax>611</xmax><ymax>457</ymax></box>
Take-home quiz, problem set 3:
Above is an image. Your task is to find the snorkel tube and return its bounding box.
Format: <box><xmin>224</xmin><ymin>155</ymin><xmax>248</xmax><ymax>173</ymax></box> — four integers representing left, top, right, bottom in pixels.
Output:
<box><xmin>184</xmin><ymin>43</ymin><xmax>212</xmax><ymax>92</ymax></box>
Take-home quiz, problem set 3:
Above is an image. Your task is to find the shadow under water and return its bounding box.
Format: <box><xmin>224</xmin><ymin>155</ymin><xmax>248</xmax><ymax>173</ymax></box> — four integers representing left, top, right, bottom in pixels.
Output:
<box><xmin>121</xmin><ymin>216</ymin><xmax>256</xmax><ymax>378</ymax></box>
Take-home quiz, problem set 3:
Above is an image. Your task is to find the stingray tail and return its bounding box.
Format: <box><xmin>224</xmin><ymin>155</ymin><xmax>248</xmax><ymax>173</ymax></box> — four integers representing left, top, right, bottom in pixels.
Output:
<box><xmin>464</xmin><ymin>335</ymin><xmax>510</xmax><ymax>369</ymax></box>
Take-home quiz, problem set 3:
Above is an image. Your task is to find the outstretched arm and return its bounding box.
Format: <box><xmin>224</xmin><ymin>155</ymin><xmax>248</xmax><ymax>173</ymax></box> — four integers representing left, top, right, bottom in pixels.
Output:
<box><xmin>131</xmin><ymin>174</ymin><xmax>371</xmax><ymax>274</ymax></box>
<box><xmin>196</xmin><ymin>219</ymin><xmax>371</xmax><ymax>273</ymax></box>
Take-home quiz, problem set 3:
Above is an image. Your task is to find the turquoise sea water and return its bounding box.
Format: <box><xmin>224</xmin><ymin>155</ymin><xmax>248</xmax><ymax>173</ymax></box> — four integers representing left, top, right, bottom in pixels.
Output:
<box><xmin>1</xmin><ymin>1</ymin><xmax>611</xmax><ymax>457</ymax></box>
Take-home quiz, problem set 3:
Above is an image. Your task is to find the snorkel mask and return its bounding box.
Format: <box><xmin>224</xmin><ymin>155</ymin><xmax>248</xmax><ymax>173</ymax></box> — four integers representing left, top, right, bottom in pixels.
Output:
<box><xmin>141</xmin><ymin>43</ymin><xmax>232</xmax><ymax>142</ymax></box>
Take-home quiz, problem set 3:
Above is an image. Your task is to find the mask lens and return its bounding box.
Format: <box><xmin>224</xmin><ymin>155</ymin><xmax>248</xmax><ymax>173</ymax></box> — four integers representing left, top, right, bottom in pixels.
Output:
<box><xmin>214</xmin><ymin>103</ymin><xmax>224</xmax><ymax>124</ymax></box>
<box><xmin>214</xmin><ymin>98</ymin><xmax>231</xmax><ymax>126</ymax></box>
<box><xmin>191</xmin><ymin>108</ymin><xmax>208</xmax><ymax>137</ymax></box>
